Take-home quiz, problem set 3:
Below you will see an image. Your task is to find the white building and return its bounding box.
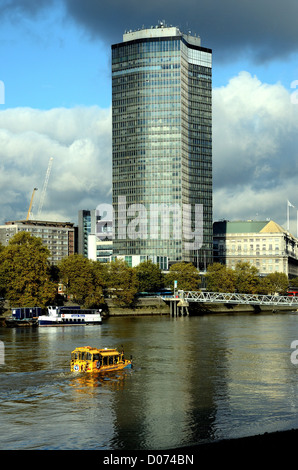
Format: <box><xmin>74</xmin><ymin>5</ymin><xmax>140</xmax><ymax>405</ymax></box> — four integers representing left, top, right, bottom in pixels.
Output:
<box><xmin>213</xmin><ymin>220</ymin><xmax>298</xmax><ymax>278</ymax></box>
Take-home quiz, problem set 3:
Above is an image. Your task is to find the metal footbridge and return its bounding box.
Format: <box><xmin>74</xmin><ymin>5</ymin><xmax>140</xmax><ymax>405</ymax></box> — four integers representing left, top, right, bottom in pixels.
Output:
<box><xmin>163</xmin><ymin>290</ymin><xmax>298</xmax><ymax>316</ymax></box>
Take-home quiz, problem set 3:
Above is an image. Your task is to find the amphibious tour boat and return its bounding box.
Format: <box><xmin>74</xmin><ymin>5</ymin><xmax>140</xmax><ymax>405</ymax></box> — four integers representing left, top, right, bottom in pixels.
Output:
<box><xmin>70</xmin><ymin>346</ymin><xmax>132</xmax><ymax>373</ymax></box>
<box><xmin>38</xmin><ymin>306</ymin><xmax>102</xmax><ymax>326</ymax></box>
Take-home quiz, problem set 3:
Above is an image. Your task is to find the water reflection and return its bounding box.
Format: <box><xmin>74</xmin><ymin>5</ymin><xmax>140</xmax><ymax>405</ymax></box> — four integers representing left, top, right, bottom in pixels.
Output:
<box><xmin>2</xmin><ymin>314</ymin><xmax>298</xmax><ymax>449</ymax></box>
<box><xmin>69</xmin><ymin>369</ymin><xmax>131</xmax><ymax>390</ymax></box>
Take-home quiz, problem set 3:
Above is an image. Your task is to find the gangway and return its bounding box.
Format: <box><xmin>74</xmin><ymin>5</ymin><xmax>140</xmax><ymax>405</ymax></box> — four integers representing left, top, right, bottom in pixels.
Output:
<box><xmin>163</xmin><ymin>290</ymin><xmax>298</xmax><ymax>316</ymax></box>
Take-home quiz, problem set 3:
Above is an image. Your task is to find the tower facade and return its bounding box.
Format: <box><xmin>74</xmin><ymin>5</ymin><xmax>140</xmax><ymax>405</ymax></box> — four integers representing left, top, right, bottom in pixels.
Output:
<box><xmin>112</xmin><ymin>24</ymin><xmax>212</xmax><ymax>268</ymax></box>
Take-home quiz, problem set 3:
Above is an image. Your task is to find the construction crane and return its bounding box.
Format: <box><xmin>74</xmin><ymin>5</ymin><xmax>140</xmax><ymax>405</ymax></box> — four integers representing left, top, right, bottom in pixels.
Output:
<box><xmin>38</xmin><ymin>157</ymin><xmax>53</xmax><ymax>218</ymax></box>
<box><xmin>26</xmin><ymin>188</ymin><xmax>38</xmax><ymax>221</ymax></box>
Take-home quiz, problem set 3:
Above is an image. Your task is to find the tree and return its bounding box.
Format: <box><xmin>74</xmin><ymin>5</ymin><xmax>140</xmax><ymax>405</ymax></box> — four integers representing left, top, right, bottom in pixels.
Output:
<box><xmin>206</xmin><ymin>263</ymin><xmax>236</xmax><ymax>292</ymax></box>
<box><xmin>264</xmin><ymin>272</ymin><xmax>288</xmax><ymax>294</ymax></box>
<box><xmin>289</xmin><ymin>277</ymin><xmax>298</xmax><ymax>289</ymax></box>
<box><xmin>106</xmin><ymin>259</ymin><xmax>139</xmax><ymax>307</ymax></box>
<box><xmin>59</xmin><ymin>254</ymin><xmax>105</xmax><ymax>307</ymax></box>
<box><xmin>134</xmin><ymin>260</ymin><xmax>164</xmax><ymax>292</ymax></box>
<box><xmin>166</xmin><ymin>262</ymin><xmax>200</xmax><ymax>291</ymax></box>
<box><xmin>0</xmin><ymin>232</ymin><xmax>57</xmax><ymax>307</ymax></box>
<box><xmin>257</xmin><ymin>276</ymin><xmax>272</xmax><ymax>294</ymax></box>
<box><xmin>234</xmin><ymin>262</ymin><xmax>260</xmax><ymax>294</ymax></box>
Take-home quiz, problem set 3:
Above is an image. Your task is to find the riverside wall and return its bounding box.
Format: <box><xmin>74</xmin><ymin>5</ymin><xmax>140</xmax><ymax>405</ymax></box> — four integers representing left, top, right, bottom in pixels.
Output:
<box><xmin>105</xmin><ymin>297</ymin><xmax>296</xmax><ymax>316</ymax></box>
<box><xmin>105</xmin><ymin>297</ymin><xmax>170</xmax><ymax>316</ymax></box>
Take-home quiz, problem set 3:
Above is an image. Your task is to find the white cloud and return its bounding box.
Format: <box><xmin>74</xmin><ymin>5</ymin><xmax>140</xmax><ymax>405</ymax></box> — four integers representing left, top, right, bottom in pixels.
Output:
<box><xmin>0</xmin><ymin>106</ymin><xmax>112</xmax><ymax>224</ymax></box>
<box><xmin>1</xmin><ymin>72</ymin><xmax>298</xmax><ymax>235</ymax></box>
<box><xmin>213</xmin><ymin>71</ymin><xmax>298</xmax><ymax>232</ymax></box>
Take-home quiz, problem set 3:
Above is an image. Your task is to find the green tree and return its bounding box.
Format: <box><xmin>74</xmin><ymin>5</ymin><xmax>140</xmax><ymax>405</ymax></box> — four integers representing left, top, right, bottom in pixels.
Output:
<box><xmin>166</xmin><ymin>262</ymin><xmax>200</xmax><ymax>291</ymax></box>
<box><xmin>234</xmin><ymin>261</ymin><xmax>260</xmax><ymax>294</ymax></box>
<box><xmin>59</xmin><ymin>254</ymin><xmax>105</xmax><ymax>307</ymax></box>
<box><xmin>264</xmin><ymin>272</ymin><xmax>288</xmax><ymax>294</ymax></box>
<box><xmin>289</xmin><ymin>277</ymin><xmax>298</xmax><ymax>290</ymax></box>
<box><xmin>206</xmin><ymin>262</ymin><xmax>236</xmax><ymax>292</ymax></box>
<box><xmin>257</xmin><ymin>276</ymin><xmax>272</xmax><ymax>294</ymax></box>
<box><xmin>106</xmin><ymin>259</ymin><xmax>139</xmax><ymax>306</ymax></box>
<box><xmin>134</xmin><ymin>260</ymin><xmax>164</xmax><ymax>292</ymax></box>
<box><xmin>0</xmin><ymin>231</ymin><xmax>57</xmax><ymax>307</ymax></box>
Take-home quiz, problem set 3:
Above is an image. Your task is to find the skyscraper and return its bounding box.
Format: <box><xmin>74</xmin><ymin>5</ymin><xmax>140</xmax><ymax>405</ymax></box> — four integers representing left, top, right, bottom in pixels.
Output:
<box><xmin>111</xmin><ymin>23</ymin><xmax>212</xmax><ymax>269</ymax></box>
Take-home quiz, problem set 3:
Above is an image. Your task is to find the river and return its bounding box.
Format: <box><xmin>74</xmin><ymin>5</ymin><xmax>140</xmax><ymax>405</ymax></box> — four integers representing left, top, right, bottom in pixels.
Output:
<box><xmin>1</xmin><ymin>312</ymin><xmax>298</xmax><ymax>450</ymax></box>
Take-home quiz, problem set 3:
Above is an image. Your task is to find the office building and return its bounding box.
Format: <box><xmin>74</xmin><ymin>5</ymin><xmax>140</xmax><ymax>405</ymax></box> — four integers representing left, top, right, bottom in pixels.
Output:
<box><xmin>0</xmin><ymin>220</ymin><xmax>75</xmax><ymax>264</ymax></box>
<box><xmin>78</xmin><ymin>209</ymin><xmax>113</xmax><ymax>262</ymax></box>
<box><xmin>111</xmin><ymin>23</ymin><xmax>212</xmax><ymax>268</ymax></box>
<box><xmin>213</xmin><ymin>220</ymin><xmax>298</xmax><ymax>278</ymax></box>
<box><xmin>78</xmin><ymin>210</ymin><xmax>99</xmax><ymax>257</ymax></box>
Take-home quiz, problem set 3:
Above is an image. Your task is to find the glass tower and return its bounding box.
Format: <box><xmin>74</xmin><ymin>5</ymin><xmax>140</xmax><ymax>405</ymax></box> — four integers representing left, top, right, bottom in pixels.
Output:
<box><xmin>111</xmin><ymin>24</ymin><xmax>212</xmax><ymax>269</ymax></box>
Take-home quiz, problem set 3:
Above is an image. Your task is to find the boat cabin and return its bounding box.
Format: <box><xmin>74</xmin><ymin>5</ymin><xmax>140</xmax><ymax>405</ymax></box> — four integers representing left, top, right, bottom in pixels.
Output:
<box><xmin>70</xmin><ymin>346</ymin><xmax>131</xmax><ymax>373</ymax></box>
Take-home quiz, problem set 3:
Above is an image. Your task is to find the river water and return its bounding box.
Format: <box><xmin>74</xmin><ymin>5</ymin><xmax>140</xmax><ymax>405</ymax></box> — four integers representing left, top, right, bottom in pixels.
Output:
<box><xmin>1</xmin><ymin>312</ymin><xmax>298</xmax><ymax>450</ymax></box>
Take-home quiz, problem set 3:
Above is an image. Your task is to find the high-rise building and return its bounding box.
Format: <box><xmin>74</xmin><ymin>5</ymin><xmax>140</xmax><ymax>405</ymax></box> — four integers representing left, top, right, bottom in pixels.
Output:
<box><xmin>112</xmin><ymin>23</ymin><xmax>212</xmax><ymax>269</ymax></box>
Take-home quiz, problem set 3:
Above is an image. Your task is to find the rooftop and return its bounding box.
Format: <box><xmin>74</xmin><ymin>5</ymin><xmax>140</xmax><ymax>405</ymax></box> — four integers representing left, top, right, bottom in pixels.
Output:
<box><xmin>213</xmin><ymin>220</ymin><xmax>288</xmax><ymax>235</ymax></box>
<box><xmin>123</xmin><ymin>22</ymin><xmax>201</xmax><ymax>47</ymax></box>
<box><xmin>5</xmin><ymin>220</ymin><xmax>74</xmax><ymax>228</ymax></box>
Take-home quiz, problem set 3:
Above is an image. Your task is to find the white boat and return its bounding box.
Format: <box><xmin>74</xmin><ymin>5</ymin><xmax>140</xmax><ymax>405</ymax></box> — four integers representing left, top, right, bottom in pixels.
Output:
<box><xmin>38</xmin><ymin>306</ymin><xmax>103</xmax><ymax>326</ymax></box>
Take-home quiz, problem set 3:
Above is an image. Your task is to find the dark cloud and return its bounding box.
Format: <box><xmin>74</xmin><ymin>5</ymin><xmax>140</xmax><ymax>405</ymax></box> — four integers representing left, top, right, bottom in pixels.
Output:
<box><xmin>1</xmin><ymin>0</ymin><xmax>298</xmax><ymax>63</ymax></box>
<box><xmin>0</xmin><ymin>0</ymin><xmax>55</xmax><ymax>19</ymax></box>
<box><xmin>62</xmin><ymin>0</ymin><xmax>298</xmax><ymax>63</ymax></box>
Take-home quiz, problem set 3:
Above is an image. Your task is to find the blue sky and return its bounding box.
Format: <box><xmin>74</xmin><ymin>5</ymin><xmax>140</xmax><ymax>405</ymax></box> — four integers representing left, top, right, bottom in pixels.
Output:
<box><xmin>2</xmin><ymin>0</ymin><xmax>298</xmax><ymax>110</ymax></box>
<box><xmin>0</xmin><ymin>0</ymin><xmax>298</xmax><ymax>234</ymax></box>
<box><xmin>1</xmin><ymin>6</ymin><xmax>297</xmax><ymax>110</ymax></box>
<box><xmin>0</xmin><ymin>6</ymin><xmax>111</xmax><ymax>109</ymax></box>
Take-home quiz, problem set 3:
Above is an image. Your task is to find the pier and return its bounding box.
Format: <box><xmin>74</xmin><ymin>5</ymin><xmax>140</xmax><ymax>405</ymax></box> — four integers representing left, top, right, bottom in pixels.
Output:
<box><xmin>164</xmin><ymin>290</ymin><xmax>298</xmax><ymax>316</ymax></box>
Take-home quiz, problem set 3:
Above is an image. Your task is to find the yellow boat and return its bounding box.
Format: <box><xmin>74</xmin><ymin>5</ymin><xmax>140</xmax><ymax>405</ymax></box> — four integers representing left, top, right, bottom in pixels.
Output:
<box><xmin>70</xmin><ymin>346</ymin><xmax>132</xmax><ymax>373</ymax></box>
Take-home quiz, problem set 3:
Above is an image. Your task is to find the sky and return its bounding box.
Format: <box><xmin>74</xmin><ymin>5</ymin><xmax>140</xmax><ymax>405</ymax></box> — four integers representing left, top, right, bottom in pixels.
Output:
<box><xmin>1</xmin><ymin>0</ymin><xmax>298</xmax><ymax>234</ymax></box>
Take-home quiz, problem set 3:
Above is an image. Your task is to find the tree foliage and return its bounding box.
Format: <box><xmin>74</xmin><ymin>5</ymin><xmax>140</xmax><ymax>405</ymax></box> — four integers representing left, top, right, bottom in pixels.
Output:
<box><xmin>0</xmin><ymin>232</ymin><xmax>57</xmax><ymax>307</ymax></box>
<box><xmin>166</xmin><ymin>262</ymin><xmax>200</xmax><ymax>291</ymax></box>
<box><xmin>206</xmin><ymin>262</ymin><xmax>289</xmax><ymax>295</ymax></box>
<box><xmin>106</xmin><ymin>259</ymin><xmax>139</xmax><ymax>306</ymax></box>
<box><xmin>206</xmin><ymin>261</ymin><xmax>260</xmax><ymax>294</ymax></box>
<box><xmin>290</xmin><ymin>277</ymin><xmax>298</xmax><ymax>289</ymax></box>
<box><xmin>234</xmin><ymin>262</ymin><xmax>260</xmax><ymax>294</ymax></box>
<box><xmin>134</xmin><ymin>259</ymin><xmax>164</xmax><ymax>292</ymax></box>
<box><xmin>206</xmin><ymin>262</ymin><xmax>236</xmax><ymax>292</ymax></box>
<box><xmin>262</xmin><ymin>272</ymin><xmax>288</xmax><ymax>294</ymax></box>
<box><xmin>58</xmin><ymin>254</ymin><xmax>105</xmax><ymax>307</ymax></box>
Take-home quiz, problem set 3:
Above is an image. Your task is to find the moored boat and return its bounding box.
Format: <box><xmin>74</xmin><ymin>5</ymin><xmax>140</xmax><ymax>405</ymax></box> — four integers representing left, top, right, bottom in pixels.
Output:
<box><xmin>5</xmin><ymin>317</ymin><xmax>38</xmax><ymax>328</ymax></box>
<box><xmin>38</xmin><ymin>306</ymin><xmax>102</xmax><ymax>326</ymax></box>
<box><xmin>5</xmin><ymin>306</ymin><xmax>41</xmax><ymax>327</ymax></box>
<box><xmin>70</xmin><ymin>346</ymin><xmax>132</xmax><ymax>373</ymax></box>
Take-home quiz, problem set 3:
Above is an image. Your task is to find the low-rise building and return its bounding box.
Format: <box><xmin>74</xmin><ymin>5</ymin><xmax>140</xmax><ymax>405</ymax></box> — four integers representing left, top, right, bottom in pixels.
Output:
<box><xmin>213</xmin><ymin>220</ymin><xmax>298</xmax><ymax>278</ymax></box>
<box><xmin>0</xmin><ymin>220</ymin><xmax>75</xmax><ymax>264</ymax></box>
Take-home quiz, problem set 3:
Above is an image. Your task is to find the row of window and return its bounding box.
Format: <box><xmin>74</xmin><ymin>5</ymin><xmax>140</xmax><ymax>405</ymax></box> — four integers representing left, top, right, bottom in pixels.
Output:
<box><xmin>113</xmin><ymin>39</ymin><xmax>181</xmax><ymax>60</ymax></box>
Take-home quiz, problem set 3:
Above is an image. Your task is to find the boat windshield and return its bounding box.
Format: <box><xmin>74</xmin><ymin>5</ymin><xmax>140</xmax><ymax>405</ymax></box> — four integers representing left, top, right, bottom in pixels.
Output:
<box><xmin>71</xmin><ymin>350</ymin><xmax>93</xmax><ymax>361</ymax></box>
